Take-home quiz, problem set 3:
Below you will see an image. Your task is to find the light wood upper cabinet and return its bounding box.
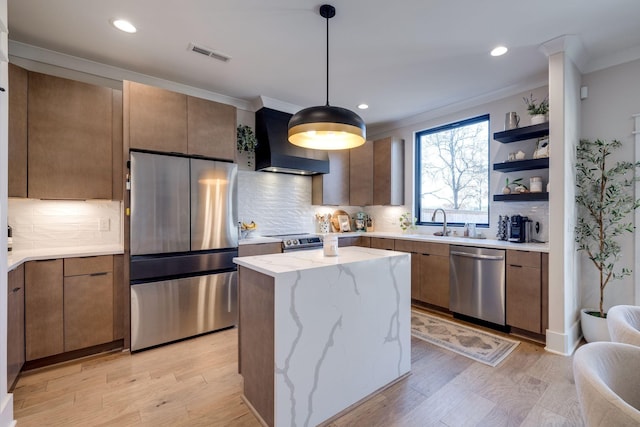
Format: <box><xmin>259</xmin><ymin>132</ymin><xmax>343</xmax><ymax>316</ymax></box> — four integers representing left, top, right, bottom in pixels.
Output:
<box><xmin>187</xmin><ymin>96</ymin><xmax>236</xmax><ymax>160</ymax></box>
<box><xmin>349</xmin><ymin>141</ymin><xmax>373</xmax><ymax>206</ymax></box>
<box><xmin>373</xmin><ymin>136</ymin><xmax>404</xmax><ymax>206</ymax></box>
<box><xmin>25</xmin><ymin>259</ymin><xmax>64</xmax><ymax>361</ymax></box>
<box><xmin>28</xmin><ymin>72</ymin><xmax>113</xmax><ymax>199</ymax></box>
<box><xmin>312</xmin><ymin>150</ymin><xmax>350</xmax><ymax>205</ymax></box>
<box><xmin>8</xmin><ymin>63</ymin><xmax>28</xmax><ymax>198</ymax></box>
<box><xmin>126</xmin><ymin>81</ymin><xmax>188</xmax><ymax>153</ymax></box>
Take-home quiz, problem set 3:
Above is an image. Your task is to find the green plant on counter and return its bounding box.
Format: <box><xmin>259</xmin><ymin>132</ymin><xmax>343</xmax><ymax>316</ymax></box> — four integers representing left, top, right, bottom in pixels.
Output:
<box><xmin>399</xmin><ymin>212</ymin><xmax>416</xmax><ymax>232</ymax></box>
<box><xmin>523</xmin><ymin>93</ymin><xmax>549</xmax><ymax>116</ymax></box>
<box><xmin>575</xmin><ymin>138</ymin><xmax>640</xmax><ymax>318</ymax></box>
<box><xmin>237</xmin><ymin>125</ymin><xmax>258</xmax><ymax>152</ymax></box>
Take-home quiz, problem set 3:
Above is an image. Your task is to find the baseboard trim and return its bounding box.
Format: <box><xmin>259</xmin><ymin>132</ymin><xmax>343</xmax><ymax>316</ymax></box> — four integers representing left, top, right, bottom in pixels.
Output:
<box><xmin>545</xmin><ymin>317</ymin><xmax>582</xmax><ymax>355</ymax></box>
<box><xmin>0</xmin><ymin>393</ymin><xmax>15</xmax><ymax>427</ymax></box>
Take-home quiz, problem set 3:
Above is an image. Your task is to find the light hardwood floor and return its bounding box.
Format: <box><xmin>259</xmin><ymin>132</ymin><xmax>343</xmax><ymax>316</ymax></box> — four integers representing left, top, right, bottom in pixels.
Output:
<box><xmin>13</xmin><ymin>311</ymin><xmax>584</xmax><ymax>426</ymax></box>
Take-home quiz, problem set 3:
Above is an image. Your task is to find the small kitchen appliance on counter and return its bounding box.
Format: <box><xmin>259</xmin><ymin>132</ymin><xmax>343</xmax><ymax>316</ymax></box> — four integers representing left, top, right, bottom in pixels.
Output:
<box><xmin>509</xmin><ymin>214</ymin><xmax>532</xmax><ymax>243</ymax></box>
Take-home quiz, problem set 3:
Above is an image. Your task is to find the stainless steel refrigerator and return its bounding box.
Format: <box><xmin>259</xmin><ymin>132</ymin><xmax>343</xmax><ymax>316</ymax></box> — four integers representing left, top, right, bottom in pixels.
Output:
<box><xmin>129</xmin><ymin>151</ymin><xmax>238</xmax><ymax>351</ymax></box>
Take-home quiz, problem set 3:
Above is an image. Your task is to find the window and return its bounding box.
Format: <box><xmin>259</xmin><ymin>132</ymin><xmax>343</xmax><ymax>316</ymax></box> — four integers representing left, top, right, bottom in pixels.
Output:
<box><xmin>414</xmin><ymin>114</ymin><xmax>489</xmax><ymax>226</ymax></box>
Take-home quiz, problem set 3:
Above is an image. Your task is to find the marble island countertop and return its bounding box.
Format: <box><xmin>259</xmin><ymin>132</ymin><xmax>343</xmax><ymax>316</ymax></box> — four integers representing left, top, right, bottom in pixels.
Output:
<box><xmin>7</xmin><ymin>244</ymin><xmax>124</xmax><ymax>271</ymax></box>
<box><xmin>233</xmin><ymin>246</ymin><xmax>407</xmax><ymax>277</ymax></box>
<box><xmin>240</xmin><ymin>231</ymin><xmax>549</xmax><ymax>253</ymax></box>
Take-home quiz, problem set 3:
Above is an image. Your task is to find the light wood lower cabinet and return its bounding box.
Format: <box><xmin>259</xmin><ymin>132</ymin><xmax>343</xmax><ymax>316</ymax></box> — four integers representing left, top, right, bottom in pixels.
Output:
<box><xmin>394</xmin><ymin>239</ymin><xmax>449</xmax><ymax>309</ymax></box>
<box><xmin>7</xmin><ymin>264</ymin><xmax>25</xmax><ymax>389</ymax></box>
<box><xmin>337</xmin><ymin>236</ymin><xmax>370</xmax><ymax>248</ymax></box>
<box><xmin>370</xmin><ymin>237</ymin><xmax>395</xmax><ymax>251</ymax></box>
<box><xmin>506</xmin><ymin>250</ymin><xmax>544</xmax><ymax>334</ymax></box>
<box><xmin>25</xmin><ymin>256</ymin><xmax>116</xmax><ymax>362</ymax></box>
<box><xmin>63</xmin><ymin>256</ymin><xmax>114</xmax><ymax>352</ymax></box>
<box><xmin>25</xmin><ymin>259</ymin><xmax>64</xmax><ymax>361</ymax></box>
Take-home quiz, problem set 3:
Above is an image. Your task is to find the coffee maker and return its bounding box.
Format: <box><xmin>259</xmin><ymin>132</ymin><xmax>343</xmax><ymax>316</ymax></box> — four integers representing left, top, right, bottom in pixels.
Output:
<box><xmin>509</xmin><ymin>215</ymin><xmax>531</xmax><ymax>243</ymax></box>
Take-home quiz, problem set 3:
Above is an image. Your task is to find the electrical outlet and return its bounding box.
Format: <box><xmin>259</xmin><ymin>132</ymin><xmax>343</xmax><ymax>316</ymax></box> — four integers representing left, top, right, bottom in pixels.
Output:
<box><xmin>99</xmin><ymin>218</ymin><xmax>110</xmax><ymax>231</ymax></box>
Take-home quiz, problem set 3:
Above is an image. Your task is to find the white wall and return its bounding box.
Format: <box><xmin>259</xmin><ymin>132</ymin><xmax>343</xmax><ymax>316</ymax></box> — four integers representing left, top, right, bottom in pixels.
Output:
<box><xmin>580</xmin><ymin>58</ymin><xmax>640</xmax><ymax>310</ymax></box>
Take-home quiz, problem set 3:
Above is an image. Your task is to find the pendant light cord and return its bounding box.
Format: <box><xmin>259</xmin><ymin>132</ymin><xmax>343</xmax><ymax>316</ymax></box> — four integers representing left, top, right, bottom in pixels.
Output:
<box><xmin>325</xmin><ymin>12</ymin><xmax>330</xmax><ymax>107</ymax></box>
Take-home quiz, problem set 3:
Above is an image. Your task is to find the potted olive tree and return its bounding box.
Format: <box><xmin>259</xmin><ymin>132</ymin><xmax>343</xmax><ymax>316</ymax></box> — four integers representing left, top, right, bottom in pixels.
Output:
<box><xmin>575</xmin><ymin>138</ymin><xmax>640</xmax><ymax>342</ymax></box>
<box><xmin>523</xmin><ymin>93</ymin><xmax>549</xmax><ymax>125</ymax></box>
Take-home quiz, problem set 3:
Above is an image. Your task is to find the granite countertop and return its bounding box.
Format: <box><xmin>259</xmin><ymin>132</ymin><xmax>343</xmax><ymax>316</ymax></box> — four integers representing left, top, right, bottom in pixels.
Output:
<box><xmin>240</xmin><ymin>231</ymin><xmax>549</xmax><ymax>253</ymax></box>
<box><xmin>7</xmin><ymin>244</ymin><xmax>125</xmax><ymax>271</ymax></box>
<box><xmin>233</xmin><ymin>246</ymin><xmax>409</xmax><ymax>277</ymax></box>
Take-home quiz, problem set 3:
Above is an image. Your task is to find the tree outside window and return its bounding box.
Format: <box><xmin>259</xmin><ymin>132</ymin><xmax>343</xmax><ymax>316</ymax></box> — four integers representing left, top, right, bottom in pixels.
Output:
<box><xmin>415</xmin><ymin>115</ymin><xmax>489</xmax><ymax>226</ymax></box>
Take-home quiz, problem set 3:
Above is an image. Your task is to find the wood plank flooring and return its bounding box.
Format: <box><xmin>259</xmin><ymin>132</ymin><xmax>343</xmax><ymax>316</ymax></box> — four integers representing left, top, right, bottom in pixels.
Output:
<box><xmin>13</xmin><ymin>310</ymin><xmax>584</xmax><ymax>426</ymax></box>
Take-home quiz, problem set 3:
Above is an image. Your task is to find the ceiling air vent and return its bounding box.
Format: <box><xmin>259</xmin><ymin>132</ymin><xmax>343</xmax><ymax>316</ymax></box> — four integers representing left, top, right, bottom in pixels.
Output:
<box><xmin>187</xmin><ymin>43</ymin><xmax>231</xmax><ymax>62</ymax></box>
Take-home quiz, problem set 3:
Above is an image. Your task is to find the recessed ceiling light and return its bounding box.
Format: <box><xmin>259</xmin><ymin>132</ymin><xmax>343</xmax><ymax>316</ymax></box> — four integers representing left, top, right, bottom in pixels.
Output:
<box><xmin>111</xmin><ymin>19</ymin><xmax>137</xmax><ymax>33</ymax></box>
<box><xmin>358</xmin><ymin>104</ymin><xmax>369</xmax><ymax>110</ymax></box>
<box><xmin>490</xmin><ymin>46</ymin><xmax>508</xmax><ymax>57</ymax></box>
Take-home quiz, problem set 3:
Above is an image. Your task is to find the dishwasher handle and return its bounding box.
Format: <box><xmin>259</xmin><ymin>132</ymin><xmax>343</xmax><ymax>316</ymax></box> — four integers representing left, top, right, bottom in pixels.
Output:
<box><xmin>450</xmin><ymin>250</ymin><xmax>504</xmax><ymax>261</ymax></box>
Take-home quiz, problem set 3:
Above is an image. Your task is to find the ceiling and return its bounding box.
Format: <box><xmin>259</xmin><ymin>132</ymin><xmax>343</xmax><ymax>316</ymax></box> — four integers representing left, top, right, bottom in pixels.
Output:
<box><xmin>7</xmin><ymin>0</ymin><xmax>640</xmax><ymax>131</ymax></box>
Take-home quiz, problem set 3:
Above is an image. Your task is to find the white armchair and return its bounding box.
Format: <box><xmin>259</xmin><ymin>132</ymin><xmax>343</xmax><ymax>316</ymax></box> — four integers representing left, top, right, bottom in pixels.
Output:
<box><xmin>573</xmin><ymin>342</ymin><xmax>640</xmax><ymax>426</ymax></box>
<box><xmin>608</xmin><ymin>305</ymin><xmax>640</xmax><ymax>346</ymax></box>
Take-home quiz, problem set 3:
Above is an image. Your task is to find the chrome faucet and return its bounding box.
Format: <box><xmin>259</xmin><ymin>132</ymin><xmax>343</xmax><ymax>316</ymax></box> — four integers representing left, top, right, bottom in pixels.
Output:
<box><xmin>431</xmin><ymin>208</ymin><xmax>448</xmax><ymax>236</ymax></box>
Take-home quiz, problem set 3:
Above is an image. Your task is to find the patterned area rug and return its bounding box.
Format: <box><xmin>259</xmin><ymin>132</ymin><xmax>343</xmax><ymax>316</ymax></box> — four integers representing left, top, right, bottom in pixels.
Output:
<box><xmin>411</xmin><ymin>310</ymin><xmax>520</xmax><ymax>367</ymax></box>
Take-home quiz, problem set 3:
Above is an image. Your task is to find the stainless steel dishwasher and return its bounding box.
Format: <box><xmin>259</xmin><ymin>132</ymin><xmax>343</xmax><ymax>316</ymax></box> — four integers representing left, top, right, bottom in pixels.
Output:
<box><xmin>449</xmin><ymin>245</ymin><xmax>506</xmax><ymax>325</ymax></box>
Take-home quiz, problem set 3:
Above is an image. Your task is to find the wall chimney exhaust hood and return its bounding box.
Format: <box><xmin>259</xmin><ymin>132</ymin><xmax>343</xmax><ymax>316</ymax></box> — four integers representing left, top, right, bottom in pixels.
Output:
<box><xmin>255</xmin><ymin>108</ymin><xmax>329</xmax><ymax>175</ymax></box>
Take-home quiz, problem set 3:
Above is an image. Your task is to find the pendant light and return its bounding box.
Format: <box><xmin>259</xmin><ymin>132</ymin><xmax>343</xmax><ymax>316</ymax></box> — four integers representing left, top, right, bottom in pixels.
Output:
<box><xmin>288</xmin><ymin>4</ymin><xmax>366</xmax><ymax>150</ymax></box>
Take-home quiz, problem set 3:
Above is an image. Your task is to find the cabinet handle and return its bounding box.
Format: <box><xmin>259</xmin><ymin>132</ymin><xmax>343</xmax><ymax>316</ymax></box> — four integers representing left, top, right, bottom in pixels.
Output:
<box><xmin>89</xmin><ymin>272</ymin><xmax>108</xmax><ymax>277</ymax></box>
<box><xmin>12</xmin><ymin>287</ymin><xmax>21</xmax><ymax>293</ymax></box>
<box><xmin>510</xmin><ymin>264</ymin><xmax>523</xmax><ymax>268</ymax></box>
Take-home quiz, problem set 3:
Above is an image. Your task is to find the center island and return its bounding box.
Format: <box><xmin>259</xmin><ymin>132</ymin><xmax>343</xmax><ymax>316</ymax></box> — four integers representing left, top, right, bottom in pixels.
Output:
<box><xmin>233</xmin><ymin>246</ymin><xmax>411</xmax><ymax>427</ymax></box>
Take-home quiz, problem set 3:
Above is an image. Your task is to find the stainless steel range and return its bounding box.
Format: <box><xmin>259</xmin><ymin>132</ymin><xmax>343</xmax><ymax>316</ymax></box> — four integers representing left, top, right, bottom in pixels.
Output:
<box><xmin>268</xmin><ymin>233</ymin><xmax>323</xmax><ymax>252</ymax></box>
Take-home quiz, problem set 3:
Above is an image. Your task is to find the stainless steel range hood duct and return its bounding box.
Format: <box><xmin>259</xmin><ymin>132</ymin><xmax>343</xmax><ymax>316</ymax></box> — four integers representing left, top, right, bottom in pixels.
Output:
<box><xmin>254</xmin><ymin>107</ymin><xmax>329</xmax><ymax>175</ymax></box>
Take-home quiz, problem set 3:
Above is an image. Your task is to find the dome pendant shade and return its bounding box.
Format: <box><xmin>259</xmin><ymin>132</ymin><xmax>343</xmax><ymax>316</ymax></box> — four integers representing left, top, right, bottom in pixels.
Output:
<box><xmin>288</xmin><ymin>4</ymin><xmax>366</xmax><ymax>150</ymax></box>
<box><xmin>288</xmin><ymin>105</ymin><xmax>366</xmax><ymax>150</ymax></box>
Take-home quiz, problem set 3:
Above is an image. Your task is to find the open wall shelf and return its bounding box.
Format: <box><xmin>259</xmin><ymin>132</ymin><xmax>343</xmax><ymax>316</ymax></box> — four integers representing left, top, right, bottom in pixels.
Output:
<box><xmin>493</xmin><ymin>192</ymin><xmax>549</xmax><ymax>202</ymax></box>
<box><xmin>493</xmin><ymin>158</ymin><xmax>549</xmax><ymax>172</ymax></box>
<box><xmin>493</xmin><ymin>122</ymin><xmax>549</xmax><ymax>143</ymax></box>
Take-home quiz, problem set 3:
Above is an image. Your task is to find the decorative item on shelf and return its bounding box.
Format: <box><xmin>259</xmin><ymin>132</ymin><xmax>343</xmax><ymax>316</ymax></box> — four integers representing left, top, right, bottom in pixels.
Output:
<box><xmin>575</xmin><ymin>138</ymin><xmax>640</xmax><ymax>341</ymax></box>
<box><xmin>236</xmin><ymin>124</ymin><xmax>258</xmax><ymax>168</ymax></box>
<box><xmin>523</xmin><ymin>93</ymin><xmax>549</xmax><ymax>125</ymax></box>
<box><xmin>515</xmin><ymin>150</ymin><xmax>526</xmax><ymax>160</ymax></box>
<box><xmin>399</xmin><ymin>212</ymin><xmax>416</xmax><ymax>232</ymax></box>
<box><xmin>529</xmin><ymin>176</ymin><xmax>543</xmax><ymax>193</ymax></box>
<box><xmin>504</xmin><ymin>112</ymin><xmax>520</xmax><ymax>130</ymax></box>
<box><xmin>533</xmin><ymin>136</ymin><xmax>549</xmax><ymax>159</ymax></box>
<box><xmin>315</xmin><ymin>212</ymin><xmax>331</xmax><ymax>233</ymax></box>
<box><xmin>504</xmin><ymin>177</ymin><xmax>528</xmax><ymax>194</ymax></box>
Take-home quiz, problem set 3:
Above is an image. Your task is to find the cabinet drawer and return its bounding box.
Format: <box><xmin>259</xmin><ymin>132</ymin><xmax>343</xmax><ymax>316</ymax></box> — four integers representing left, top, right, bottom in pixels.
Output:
<box><xmin>64</xmin><ymin>255</ymin><xmax>113</xmax><ymax>277</ymax></box>
<box><xmin>506</xmin><ymin>250</ymin><xmax>540</xmax><ymax>268</ymax></box>
<box><xmin>370</xmin><ymin>237</ymin><xmax>395</xmax><ymax>250</ymax></box>
<box><xmin>394</xmin><ymin>239</ymin><xmax>449</xmax><ymax>256</ymax></box>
